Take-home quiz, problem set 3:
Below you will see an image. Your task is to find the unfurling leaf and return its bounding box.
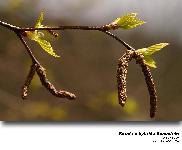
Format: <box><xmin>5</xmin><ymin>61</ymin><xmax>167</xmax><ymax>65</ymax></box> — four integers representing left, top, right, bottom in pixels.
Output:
<box><xmin>143</xmin><ymin>56</ymin><xmax>157</xmax><ymax>68</ymax></box>
<box><xmin>36</xmin><ymin>38</ymin><xmax>60</xmax><ymax>57</ymax></box>
<box><xmin>136</xmin><ymin>43</ymin><xmax>169</xmax><ymax>68</ymax></box>
<box><xmin>137</xmin><ymin>43</ymin><xmax>169</xmax><ymax>56</ymax></box>
<box><xmin>35</xmin><ymin>11</ymin><xmax>44</xmax><ymax>28</ymax></box>
<box><xmin>109</xmin><ymin>13</ymin><xmax>145</xmax><ymax>30</ymax></box>
<box><xmin>25</xmin><ymin>11</ymin><xmax>60</xmax><ymax>58</ymax></box>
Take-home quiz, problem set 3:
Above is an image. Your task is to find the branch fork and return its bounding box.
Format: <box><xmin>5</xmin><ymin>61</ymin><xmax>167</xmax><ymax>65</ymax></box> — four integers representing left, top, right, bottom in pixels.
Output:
<box><xmin>0</xmin><ymin>12</ymin><xmax>159</xmax><ymax>118</ymax></box>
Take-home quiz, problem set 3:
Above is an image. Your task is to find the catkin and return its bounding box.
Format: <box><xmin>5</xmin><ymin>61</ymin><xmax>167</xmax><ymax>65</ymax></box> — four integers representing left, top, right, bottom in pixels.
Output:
<box><xmin>117</xmin><ymin>50</ymin><xmax>134</xmax><ymax>107</ymax></box>
<box><xmin>22</xmin><ymin>63</ymin><xmax>36</xmax><ymax>99</ymax></box>
<box><xmin>36</xmin><ymin>64</ymin><xmax>76</xmax><ymax>100</ymax></box>
<box><xmin>133</xmin><ymin>52</ymin><xmax>157</xmax><ymax>118</ymax></box>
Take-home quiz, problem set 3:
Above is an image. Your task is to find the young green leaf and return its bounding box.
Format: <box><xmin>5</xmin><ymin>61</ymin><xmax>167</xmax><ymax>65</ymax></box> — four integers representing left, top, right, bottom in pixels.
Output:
<box><xmin>143</xmin><ymin>56</ymin><xmax>157</xmax><ymax>68</ymax></box>
<box><xmin>25</xmin><ymin>11</ymin><xmax>60</xmax><ymax>58</ymax></box>
<box><xmin>35</xmin><ymin>11</ymin><xmax>44</xmax><ymax>28</ymax></box>
<box><xmin>110</xmin><ymin>13</ymin><xmax>145</xmax><ymax>30</ymax></box>
<box><xmin>136</xmin><ymin>43</ymin><xmax>169</xmax><ymax>68</ymax></box>
<box><xmin>137</xmin><ymin>43</ymin><xmax>169</xmax><ymax>56</ymax></box>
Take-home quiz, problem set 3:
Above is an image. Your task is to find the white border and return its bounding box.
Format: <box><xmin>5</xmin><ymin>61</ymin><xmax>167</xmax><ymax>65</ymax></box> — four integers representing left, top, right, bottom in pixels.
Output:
<box><xmin>0</xmin><ymin>122</ymin><xmax>181</xmax><ymax>150</ymax></box>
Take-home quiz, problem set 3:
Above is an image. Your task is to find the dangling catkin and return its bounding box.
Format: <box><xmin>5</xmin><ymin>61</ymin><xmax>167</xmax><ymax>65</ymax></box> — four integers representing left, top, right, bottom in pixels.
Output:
<box><xmin>133</xmin><ymin>51</ymin><xmax>157</xmax><ymax>118</ymax></box>
<box><xmin>36</xmin><ymin>64</ymin><xmax>76</xmax><ymax>100</ymax></box>
<box><xmin>22</xmin><ymin>63</ymin><xmax>36</xmax><ymax>99</ymax></box>
<box><xmin>117</xmin><ymin>50</ymin><xmax>134</xmax><ymax>107</ymax></box>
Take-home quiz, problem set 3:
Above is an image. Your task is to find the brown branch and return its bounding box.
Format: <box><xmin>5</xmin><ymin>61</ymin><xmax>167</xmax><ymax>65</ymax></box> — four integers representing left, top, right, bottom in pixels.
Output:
<box><xmin>20</xmin><ymin>25</ymin><xmax>133</xmax><ymax>50</ymax></box>
<box><xmin>0</xmin><ymin>20</ymin><xmax>134</xmax><ymax>50</ymax></box>
<box><xmin>0</xmin><ymin>21</ymin><xmax>77</xmax><ymax>100</ymax></box>
<box><xmin>21</xmin><ymin>26</ymin><xmax>103</xmax><ymax>31</ymax></box>
<box><xmin>0</xmin><ymin>20</ymin><xmax>20</xmax><ymax>31</ymax></box>
<box><xmin>18</xmin><ymin>34</ymin><xmax>76</xmax><ymax>100</ymax></box>
<box><xmin>16</xmin><ymin>34</ymin><xmax>39</xmax><ymax>64</ymax></box>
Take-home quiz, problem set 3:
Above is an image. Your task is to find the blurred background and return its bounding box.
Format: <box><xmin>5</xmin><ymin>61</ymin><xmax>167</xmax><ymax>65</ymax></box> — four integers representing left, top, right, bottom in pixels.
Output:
<box><xmin>0</xmin><ymin>0</ymin><xmax>181</xmax><ymax>121</ymax></box>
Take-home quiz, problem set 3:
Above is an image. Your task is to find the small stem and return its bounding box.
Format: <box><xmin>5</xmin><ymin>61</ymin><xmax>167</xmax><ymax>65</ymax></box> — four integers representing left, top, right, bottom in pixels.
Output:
<box><xmin>0</xmin><ymin>20</ymin><xmax>20</xmax><ymax>31</ymax></box>
<box><xmin>101</xmin><ymin>31</ymin><xmax>134</xmax><ymax>50</ymax></box>
<box><xmin>16</xmin><ymin>33</ymin><xmax>39</xmax><ymax>64</ymax></box>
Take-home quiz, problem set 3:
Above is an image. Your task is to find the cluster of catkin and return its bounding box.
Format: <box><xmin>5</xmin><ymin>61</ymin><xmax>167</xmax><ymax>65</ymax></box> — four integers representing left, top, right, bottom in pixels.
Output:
<box><xmin>22</xmin><ymin>63</ymin><xmax>76</xmax><ymax>100</ymax></box>
<box><xmin>117</xmin><ymin>50</ymin><xmax>157</xmax><ymax>118</ymax></box>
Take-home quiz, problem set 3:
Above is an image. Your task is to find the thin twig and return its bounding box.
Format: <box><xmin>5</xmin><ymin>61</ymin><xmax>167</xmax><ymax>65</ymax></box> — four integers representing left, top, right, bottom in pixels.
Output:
<box><xmin>21</xmin><ymin>26</ymin><xmax>104</xmax><ymax>31</ymax></box>
<box><xmin>101</xmin><ymin>31</ymin><xmax>134</xmax><ymax>50</ymax></box>
<box><xmin>0</xmin><ymin>20</ymin><xmax>134</xmax><ymax>50</ymax></box>
<box><xmin>16</xmin><ymin>34</ymin><xmax>39</xmax><ymax>64</ymax></box>
<box><xmin>0</xmin><ymin>20</ymin><xmax>20</xmax><ymax>31</ymax></box>
<box><xmin>21</xmin><ymin>25</ymin><xmax>133</xmax><ymax>50</ymax></box>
